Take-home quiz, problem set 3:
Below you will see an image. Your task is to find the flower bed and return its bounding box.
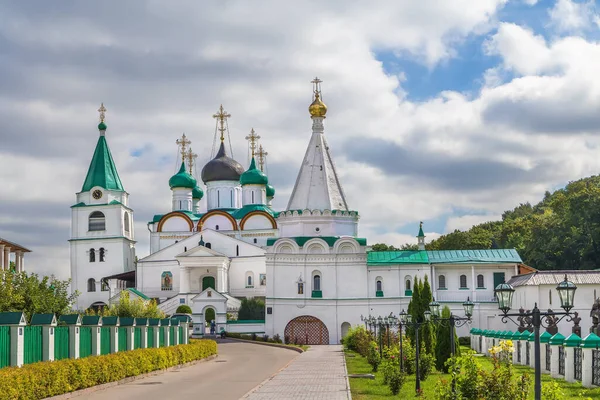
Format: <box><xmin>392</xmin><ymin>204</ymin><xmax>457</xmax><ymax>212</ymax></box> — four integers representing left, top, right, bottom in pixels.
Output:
<box><xmin>0</xmin><ymin>339</ymin><xmax>217</xmax><ymax>399</ymax></box>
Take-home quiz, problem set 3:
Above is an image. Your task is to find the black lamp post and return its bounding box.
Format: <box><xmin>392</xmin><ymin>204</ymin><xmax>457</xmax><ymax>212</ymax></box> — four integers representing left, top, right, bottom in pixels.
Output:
<box><xmin>399</xmin><ymin>308</ymin><xmax>432</xmax><ymax>394</ymax></box>
<box><xmin>495</xmin><ymin>275</ymin><xmax>577</xmax><ymax>400</ymax></box>
<box><xmin>428</xmin><ymin>297</ymin><xmax>474</xmax><ymax>356</ymax></box>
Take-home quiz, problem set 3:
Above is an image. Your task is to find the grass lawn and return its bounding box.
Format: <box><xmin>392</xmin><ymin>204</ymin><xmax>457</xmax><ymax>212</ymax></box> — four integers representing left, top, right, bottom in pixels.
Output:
<box><xmin>345</xmin><ymin>348</ymin><xmax>600</xmax><ymax>399</ymax></box>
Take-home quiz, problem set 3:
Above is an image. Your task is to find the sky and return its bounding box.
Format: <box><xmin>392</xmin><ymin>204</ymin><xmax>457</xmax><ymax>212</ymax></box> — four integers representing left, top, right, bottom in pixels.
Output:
<box><xmin>2</xmin><ymin>0</ymin><xmax>600</xmax><ymax>279</ymax></box>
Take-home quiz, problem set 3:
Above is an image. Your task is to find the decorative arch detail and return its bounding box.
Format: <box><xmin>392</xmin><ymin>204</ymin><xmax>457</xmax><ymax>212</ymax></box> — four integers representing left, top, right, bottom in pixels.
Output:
<box><xmin>284</xmin><ymin>315</ymin><xmax>329</xmax><ymax>345</ymax></box>
<box><xmin>273</xmin><ymin>239</ymin><xmax>300</xmax><ymax>254</ymax></box>
<box><xmin>239</xmin><ymin>211</ymin><xmax>277</xmax><ymax>230</ymax></box>
<box><xmin>333</xmin><ymin>238</ymin><xmax>360</xmax><ymax>253</ymax></box>
<box><xmin>198</xmin><ymin>210</ymin><xmax>238</xmax><ymax>231</ymax></box>
<box><xmin>157</xmin><ymin>211</ymin><xmax>194</xmax><ymax>232</ymax></box>
<box><xmin>302</xmin><ymin>238</ymin><xmax>330</xmax><ymax>254</ymax></box>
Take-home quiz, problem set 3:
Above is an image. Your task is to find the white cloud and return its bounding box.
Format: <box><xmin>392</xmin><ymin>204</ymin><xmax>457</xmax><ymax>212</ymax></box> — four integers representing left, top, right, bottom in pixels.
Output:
<box><xmin>548</xmin><ymin>0</ymin><xmax>598</xmax><ymax>34</ymax></box>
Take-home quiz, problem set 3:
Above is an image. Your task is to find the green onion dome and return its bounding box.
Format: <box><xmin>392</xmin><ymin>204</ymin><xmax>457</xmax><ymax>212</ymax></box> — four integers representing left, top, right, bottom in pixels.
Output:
<box><xmin>266</xmin><ymin>183</ymin><xmax>275</xmax><ymax>198</ymax></box>
<box><xmin>98</xmin><ymin>122</ymin><xmax>107</xmax><ymax>131</ymax></box>
<box><xmin>169</xmin><ymin>162</ymin><xmax>197</xmax><ymax>189</ymax></box>
<box><xmin>192</xmin><ymin>185</ymin><xmax>204</xmax><ymax>199</ymax></box>
<box><xmin>240</xmin><ymin>157</ymin><xmax>268</xmax><ymax>186</ymax></box>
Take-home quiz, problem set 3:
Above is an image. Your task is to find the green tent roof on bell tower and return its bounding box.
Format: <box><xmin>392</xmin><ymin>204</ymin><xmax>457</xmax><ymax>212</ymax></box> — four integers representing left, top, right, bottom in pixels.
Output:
<box><xmin>81</xmin><ymin>119</ymin><xmax>125</xmax><ymax>192</ymax></box>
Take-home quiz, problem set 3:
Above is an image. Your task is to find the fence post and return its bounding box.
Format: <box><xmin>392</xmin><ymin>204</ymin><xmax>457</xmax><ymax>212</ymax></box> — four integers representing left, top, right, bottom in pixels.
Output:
<box><xmin>59</xmin><ymin>314</ymin><xmax>82</xmax><ymax>360</ymax></box>
<box><xmin>527</xmin><ymin>332</ymin><xmax>535</xmax><ymax>369</ymax></box>
<box><xmin>550</xmin><ymin>333</ymin><xmax>565</xmax><ymax>378</ymax></box>
<box><xmin>183</xmin><ymin>321</ymin><xmax>189</xmax><ymax>344</ymax></box>
<box><xmin>153</xmin><ymin>324</ymin><xmax>160</xmax><ymax>348</ymax></box>
<box><xmin>564</xmin><ymin>333</ymin><xmax>581</xmax><ymax>383</ymax></box>
<box><xmin>0</xmin><ymin>312</ymin><xmax>27</xmax><ymax>367</ymax></box>
<box><xmin>120</xmin><ymin>318</ymin><xmax>136</xmax><ymax>351</ymax></box>
<box><xmin>136</xmin><ymin>318</ymin><xmax>148</xmax><ymax>349</ymax></box>
<box><xmin>162</xmin><ymin>319</ymin><xmax>171</xmax><ymax>347</ymax></box>
<box><xmin>171</xmin><ymin>320</ymin><xmax>180</xmax><ymax>346</ymax></box>
<box><xmin>31</xmin><ymin>313</ymin><xmax>57</xmax><ymax>362</ymax></box>
<box><xmin>148</xmin><ymin>319</ymin><xmax>160</xmax><ymax>348</ymax></box>
<box><xmin>540</xmin><ymin>332</ymin><xmax>552</xmax><ymax>374</ymax></box>
<box><xmin>580</xmin><ymin>333</ymin><xmax>599</xmax><ymax>387</ymax></box>
<box><xmin>82</xmin><ymin>316</ymin><xmax>103</xmax><ymax>356</ymax></box>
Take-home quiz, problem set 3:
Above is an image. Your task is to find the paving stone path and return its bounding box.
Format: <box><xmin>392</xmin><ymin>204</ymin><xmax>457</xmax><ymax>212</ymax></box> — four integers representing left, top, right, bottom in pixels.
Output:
<box><xmin>244</xmin><ymin>345</ymin><xmax>351</xmax><ymax>400</ymax></box>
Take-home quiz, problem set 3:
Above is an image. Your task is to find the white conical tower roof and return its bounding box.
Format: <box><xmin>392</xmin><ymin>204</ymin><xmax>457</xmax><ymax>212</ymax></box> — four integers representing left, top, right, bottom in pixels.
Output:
<box><xmin>287</xmin><ymin>78</ymin><xmax>349</xmax><ymax>211</ymax></box>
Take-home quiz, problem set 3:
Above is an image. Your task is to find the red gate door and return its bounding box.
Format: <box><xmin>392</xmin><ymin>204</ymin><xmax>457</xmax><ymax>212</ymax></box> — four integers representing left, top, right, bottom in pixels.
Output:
<box><xmin>284</xmin><ymin>316</ymin><xmax>329</xmax><ymax>345</ymax></box>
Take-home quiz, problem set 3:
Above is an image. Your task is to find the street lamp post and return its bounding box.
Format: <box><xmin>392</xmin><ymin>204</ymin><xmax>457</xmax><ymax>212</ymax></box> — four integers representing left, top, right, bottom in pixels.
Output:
<box><xmin>494</xmin><ymin>275</ymin><xmax>577</xmax><ymax>400</ymax></box>
<box><xmin>428</xmin><ymin>297</ymin><xmax>475</xmax><ymax>356</ymax></box>
<box><xmin>398</xmin><ymin>308</ymin><xmax>432</xmax><ymax>394</ymax></box>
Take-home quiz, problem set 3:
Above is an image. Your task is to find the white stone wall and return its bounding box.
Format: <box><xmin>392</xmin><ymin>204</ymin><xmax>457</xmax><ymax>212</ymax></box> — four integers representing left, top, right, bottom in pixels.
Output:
<box><xmin>205</xmin><ymin>181</ymin><xmax>242</xmax><ymax>210</ymax></box>
<box><xmin>242</xmin><ymin>185</ymin><xmax>266</xmax><ymax>206</ymax></box>
<box><xmin>171</xmin><ymin>188</ymin><xmax>193</xmax><ymax>212</ymax></box>
<box><xmin>276</xmin><ymin>211</ymin><xmax>358</xmax><ymax>237</ymax></box>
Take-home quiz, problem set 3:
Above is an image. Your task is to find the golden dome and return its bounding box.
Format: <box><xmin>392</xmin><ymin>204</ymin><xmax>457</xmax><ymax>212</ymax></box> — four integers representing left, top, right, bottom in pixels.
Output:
<box><xmin>309</xmin><ymin>93</ymin><xmax>327</xmax><ymax>117</ymax></box>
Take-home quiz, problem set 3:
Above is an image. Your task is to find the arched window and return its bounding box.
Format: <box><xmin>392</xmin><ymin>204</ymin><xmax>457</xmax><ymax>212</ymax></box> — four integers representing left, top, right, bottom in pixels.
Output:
<box><xmin>101</xmin><ymin>279</ymin><xmax>108</xmax><ymax>291</ymax></box>
<box><xmin>460</xmin><ymin>274</ymin><xmax>468</xmax><ymax>289</ymax></box>
<box><xmin>87</xmin><ymin>278</ymin><xmax>96</xmax><ymax>292</ymax></box>
<box><xmin>253</xmin><ymin>238</ymin><xmax>258</xmax><ymax>244</ymax></box>
<box><xmin>376</xmin><ymin>280</ymin><xmax>382</xmax><ymax>292</ymax></box>
<box><xmin>89</xmin><ymin>211</ymin><xmax>105</xmax><ymax>231</ymax></box>
<box><xmin>89</xmin><ymin>248</ymin><xmax>95</xmax><ymax>263</ymax></box>
<box><xmin>230</xmin><ymin>189</ymin><xmax>234</xmax><ymax>206</ymax></box>
<box><xmin>251</xmin><ymin>191</ymin><xmax>255</xmax><ymax>204</ymax></box>
<box><xmin>438</xmin><ymin>275</ymin><xmax>446</xmax><ymax>289</ymax></box>
<box><xmin>313</xmin><ymin>274</ymin><xmax>321</xmax><ymax>291</ymax></box>
<box><xmin>246</xmin><ymin>272</ymin><xmax>254</xmax><ymax>288</ymax></box>
<box><xmin>205</xmin><ymin>242</ymin><xmax>211</xmax><ymax>249</ymax></box>
<box><xmin>247</xmin><ymin>275</ymin><xmax>253</xmax><ymax>286</ymax></box>
<box><xmin>124</xmin><ymin>213</ymin><xmax>130</xmax><ymax>233</ymax></box>
<box><xmin>215</xmin><ymin>225</ymin><xmax>219</xmax><ymax>231</ymax></box>
<box><xmin>406</xmin><ymin>279</ymin><xmax>411</xmax><ymax>291</ymax></box>
<box><xmin>477</xmin><ymin>274</ymin><xmax>484</xmax><ymax>288</ymax></box>
<box><xmin>236</xmin><ymin>245</ymin><xmax>239</xmax><ymax>256</ymax></box>
<box><xmin>549</xmin><ymin>289</ymin><xmax>552</xmax><ymax>305</ymax></box>
<box><xmin>99</xmin><ymin>248</ymin><xmax>105</xmax><ymax>262</ymax></box>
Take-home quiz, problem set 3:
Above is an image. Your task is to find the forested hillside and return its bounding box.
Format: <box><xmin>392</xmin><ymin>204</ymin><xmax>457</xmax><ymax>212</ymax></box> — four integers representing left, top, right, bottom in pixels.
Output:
<box><xmin>426</xmin><ymin>175</ymin><xmax>600</xmax><ymax>270</ymax></box>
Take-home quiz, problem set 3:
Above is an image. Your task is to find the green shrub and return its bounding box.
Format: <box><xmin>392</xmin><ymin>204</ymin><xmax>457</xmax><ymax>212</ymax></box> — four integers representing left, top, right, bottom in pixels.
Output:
<box><xmin>273</xmin><ymin>334</ymin><xmax>282</xmax><ymax>343</ymax></box>
<box><xmin>458</xmin><ymin>336</ymin><xmax>470</xmax><ymax>346</ymax></box>
<box><xmin>343</xmin><ymin>325</ymin><xmax>372</xmax><ymax>357</ymax></box>
<box><xmin>388</xmin><ymin>369</ymin><xmax>405</xmax><ymax>395</ymax></box>
<box><xmin>367</xmin><ymin>341</ymin><xmax>381</xmax><ymax>372</ymax></box>
<box><xmin>175</xmin><ymin>305</ymin><xmax>192</xmax><ymax>314</ymax></box>
<box><xmin>418</xmin><ymin>351</ymin><xmax>434</xmax><ymax>381</ymax></box>
<box><xmin>0</xmin><ymin>340</ymin><xmax>217</xmax><ymax>399</ymax></box>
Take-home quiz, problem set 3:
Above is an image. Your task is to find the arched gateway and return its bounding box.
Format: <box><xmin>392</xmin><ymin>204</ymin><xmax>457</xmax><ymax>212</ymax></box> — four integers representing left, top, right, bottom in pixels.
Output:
<box><xmin>284</xmin><ymin>316</ymin><xmax>329</xmax><ymax>345</ymax></box>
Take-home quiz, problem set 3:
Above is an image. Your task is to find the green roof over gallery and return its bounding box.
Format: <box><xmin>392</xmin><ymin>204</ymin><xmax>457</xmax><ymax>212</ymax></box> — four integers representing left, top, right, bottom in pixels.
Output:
<box><xmin>367</xmin><ymin>249</ymin><xmax>522</xmax><ymax>265</ymax></box>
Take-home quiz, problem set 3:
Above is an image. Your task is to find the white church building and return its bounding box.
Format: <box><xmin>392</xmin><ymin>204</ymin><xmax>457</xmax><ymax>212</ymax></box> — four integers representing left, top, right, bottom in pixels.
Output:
<box><xmin>68</xmin><ymin>80</ymin><xmax>596</xmax><ymax>345</ymax></box>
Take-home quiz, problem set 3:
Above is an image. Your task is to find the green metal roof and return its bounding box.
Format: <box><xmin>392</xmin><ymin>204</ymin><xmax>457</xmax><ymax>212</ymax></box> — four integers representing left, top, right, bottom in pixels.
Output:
<box><xmin>58</xmin><ymin>314</ymin><xmax>81</xmax><ymax>325</ymax></box>
<box><xmin>564</xmin><ymin>333</ymin><xmax>582</xmax><ymax>347</ymax></box>
<box><xmin>169</xmin><ymin>319</ymin><xmax>180</xmax><ymax>326</ymax></box>
<box><xmin>171</xmin><ymin>315</ymin><xmax>192</xmax><ymax>323</ymax></box>
<box><xmin>582</xmin><ymin>333</ymin><xmax>600</xmax><ymax>348</ymax></box>
<box><xmin>266</xmin><ymin>183</ymin><xmax>275</xmax><ymax>198</ymax></box>
<box><xmin>540</xmin><ymin>331</ymin><xmax>552</xmax><ymax>343</ymax></box>
<box><xmin>169</xmin><ymin>162</ymin><xmax>197</xmax><ymax>189</ymax></box>
<box><xmin>30</xmin><ymin>314</ymin><xmax>56</xmax><ymax>326</ymax></box>
<box><xmin>102</xmin><ymin>316</ymin><xmax>119</xmax><ymax>326</ymax></box>
<box><xmin>148</xmin><ymin>318</ymin><xmax>160</xmax><ymax>326</ymax></box>
<box><xmin>232</xmin><ymin>204</ymin><xmax>275</xmax><ymax>220</ymax></box>
<box><xmin>82</xmin><ymin>135</ymin><xmax>124</xmax><ymax>192</ymax></box>
<box><xmin>82</xmin><ymin>316</ymin><xmax>102</xmax><ymax>326</ymax></box>
<box><xmin>549</xmin><ymin>332</ymin><xmax>565</xmax><ymax>345</ymax></box>
<box><xmin>267</xmin><ymin>236</ymin><xmax>367</xmax><ymax>247</ymax></box>
<box><xmin>119</xmin><ymin>317</ymin><xmax>135</xmax><ymax>326</ymax></box>
<box><xmin>418</xmin><ymin>223</ymin><xmax>424</xmax><ymax>237</ymax></box>
<box><xmin>368</xmin><ymin>250</ymin><xmax>428</xmax><ymax>265</ymax></box>
<box><xmin>126</xmin><ymin>288</ymin><xmax>150</xmax><ymax>300</ymax></box>
<box><xmin>160</xmin><ymin>318</ymin><xmax>171</xmax><ymax>326</ymax></box>
<box><xmin>427</xmin><ymin>249</ymin><xmax>522</xmax><ymax>264</ymax></box>
<box><xmin>192</xmin><ymin>186</ymin><xmax>204</xmax><ymax>200</ymax></box>
<box><xmin>135</xmin><ymin>318</ymin><xmax>148</xmax><ymax>326</ymax></box>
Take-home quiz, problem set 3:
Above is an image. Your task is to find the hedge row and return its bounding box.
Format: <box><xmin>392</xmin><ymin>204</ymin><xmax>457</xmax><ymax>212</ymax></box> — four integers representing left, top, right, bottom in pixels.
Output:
<box><xmin>225</xmin><ymin>332</ymin><xmax>283</xmax><ymax>343</ymax></box>
<box><xmin>0</xmin><ymin>339</ymin><xmax>217</xmax><ymax>400</ymax></box>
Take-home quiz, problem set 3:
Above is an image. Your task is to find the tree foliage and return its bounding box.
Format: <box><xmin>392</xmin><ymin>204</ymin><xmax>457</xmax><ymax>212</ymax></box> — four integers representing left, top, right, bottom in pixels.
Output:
<box><xmin>175</xmin><ymin>305</ymin><xmax>192</xmax><ymax>314</ymax></box>
<box><xmin>434</xmin><ymin>305</ymin><xmax>460</xmax><ymax>372</ymax></box>
<box><xmin>88</xmin><ymin>291</ymin><xmax>164</xmax><ymax>318</ymax></box>
<box><xmin>427</xmin><ymin>175</ymin><xmax>600</xmax><ymax>270</ymax></box>
<box><xmin>0</xmin><ymin>271</ymin><xmax>77</xmax><ymax>320</ymax></box>
<box><xmin>406</xmin><ymin>277</ymin><xmax>436</xmax><ymax>356</ymax></box>
<box><xmin>371</xmin><ymin>243</ymin><xmax>418</xmax><ymax>251</ymax></box>
<box><xmin>237</xmin><ymin>298</ymin><xmax>265</xmax><ymax>320</ymax></box>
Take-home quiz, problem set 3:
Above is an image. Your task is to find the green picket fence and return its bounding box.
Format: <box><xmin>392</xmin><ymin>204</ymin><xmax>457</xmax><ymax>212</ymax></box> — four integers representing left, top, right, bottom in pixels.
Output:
<box><xmin>134</xmin><ymin>327</ymin><xmax>141</xmax><ymax>349</ymax></box>
<box><xmin>118</xmin><ymin>327</ymin><xmax>127</xmax><ymax>352</ymax></box>
<box><xmin>0</xmin><ymin>326</ymin><xmax>10</xmax><ymax>368</ymax></box>
<box><xmin>179</xmin><ymin>326</ymin><xmax>184</xmax><ymax>344</ymax></box>
<box><xmin>169</xmin><ymin>327</ymin><xmax>175</xmax><ymax>346</ymax></box>
<box><xmin>100</xmin><ymin>327</ymin><xmax>111</xmax><ymax>355</ymax></box>
<box><xmin>23</xmin><ymin>326</ymin><xmax>43</xmax><ymax>365</ymax></box>
<box><xmin>159</xmin><ymin>328</ymin><xmax>165</xmax><ymax>347</ymax></box>
<box><xmin>147</xmin><ymin>327</ymin><xmax>154</xmax><ymax>348</ymax></box>
<box><xmin>79</xmin><ymin>326</ymin><xmax>92</xmax><ymax>358</ymax></box>
<box><xmin>54</xmin><ymin>326</ymin><xmax>70</xmax><ymax>360</ymax></box>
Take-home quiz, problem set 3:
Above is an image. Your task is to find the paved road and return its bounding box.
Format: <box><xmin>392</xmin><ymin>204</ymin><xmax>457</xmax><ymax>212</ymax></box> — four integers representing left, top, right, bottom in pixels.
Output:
<box><xmin>84</xmin><ymin>341</ymin><xmax>298</xmax><ymax>400</ymax></box>
<box><xmin>244</xmin><ymin>345</ymin><xmax>351</xmax><ymax>400</ymax></box>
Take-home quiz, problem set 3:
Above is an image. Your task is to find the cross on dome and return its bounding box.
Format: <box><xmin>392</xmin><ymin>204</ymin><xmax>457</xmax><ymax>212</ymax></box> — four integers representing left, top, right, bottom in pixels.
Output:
<box><xmin>176</xmin><ymin>133</ymin><xmax>191</xmax><ymax>164</ymax></box>
<box><xmin>245</xmin><ymin>128</ymin><xmax>260</xmax><ymax>158</ymax></box>
<box><xmin>185</xmin><ymin>147</ymin><xmax>197</xmax><ymax>175</ymax></box>
<box><xmin>256</xmin><ymin>145</ymin><xmax>268</xmax><ymax>172</ymax></box>
<box><xmin>98</xmin><ymin>103</ymin><xmax>106</xmax><ymax>123</ymax></box>
<box><xmin>213</xmin><ymin>105</ymin><xmax>231</xmax><ymax>142</ymax></box>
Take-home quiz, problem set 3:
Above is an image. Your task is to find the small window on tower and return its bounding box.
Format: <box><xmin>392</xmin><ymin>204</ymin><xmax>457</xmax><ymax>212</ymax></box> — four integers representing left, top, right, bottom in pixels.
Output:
<box><xmin>101</xmin><ymin>280</ymin><xmax>109</xmax><ymax>292</ymax></box>
<box><xmin>87</xmin><ymin>278</ymin><xmax>96</xmax><ymax>292</ymax></box>
<box><xmin>124</xmin><ymin>213</ymin><xmax>130</xmax><ymax>233</ymax></box>
<box><xmin>99</xmin><ymin>248</ymin><xmax>105</xmax><ymax>262</ymax></box>
<box><xmin>89</xmin><ymin>249</ymin><xmax>95</xmax><ymax>263</ymax></box>
<box><xmin>216</xmin><ymin>225</ymin><xmax>219</xmax><ymax>231</ymax></box>
<box><xmin>89</xmin><ymin>211</ymin><xmax>106</xmax><ymax>231</ymax></box>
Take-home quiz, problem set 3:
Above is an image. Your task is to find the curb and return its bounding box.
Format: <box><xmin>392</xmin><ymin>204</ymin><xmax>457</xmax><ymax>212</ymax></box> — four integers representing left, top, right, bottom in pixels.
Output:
<box><xmin>341</xmin><ymin>349</ymin><xmax>353</xmax><ymax>400</ymax></box>
<box><xmin>47</xmin><ymin>354</ymin><xmax>218</xmax><ymax>399</ymax></box>
<box><xmin>225</xmin><ymin>338</ymin><xmax>306</xmax><ymax>353</ymax></box>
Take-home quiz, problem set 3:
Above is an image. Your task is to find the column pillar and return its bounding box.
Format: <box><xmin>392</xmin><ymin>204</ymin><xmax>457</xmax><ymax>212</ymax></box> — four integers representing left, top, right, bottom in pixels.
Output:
<box><xmin>3</xmin><ymin>247</ymin><xmax>10</xmax><ymax>271</ymax></box>
<box><xmin>141</xmin><ymin>327</ymin><xmax>148</xmax><ymax>349</ymax></box>
<box><xmin>173</xmin><ymin>326</ymin><xmax>180</xmax><ymax>345</ymax></box>
<box><xmin>565</xmin><ymin>346</ymin><xmax>575</xmax><ymax>382</ymax></box>
<box><xmin>550</xmin><ymin>343</ymin><xmax>561</xmax><ymax>378</ymax></box>
<box><xmin>126</xmin><ymin>327</ymin><xmax>135</xmax><ymax>351</ymax></box>
<box><xmin>582</xmin><ymin>348</ymin><xmax>594</xmax><ymax>388</ymax></box>
<box><xmin>540</xmin><ymin>343</ymin><xmax>548</xmax><ymax>374</ymax></box>
<box><xmin>183</xmin><ymin>323</ymin><xmax>189</xmax><ymax>344</ymax></box>
<box><xmin>10</xmin><ymin>326</ymin><xmax>24</xmax><ymax>367</ymax></box>
<box><xmin>164</xmin><ymin>325</ymin><xmax>170</xmax><ymax>346</ymax></box>
<box><xmin>153</xmin><ymin>326</ymin><xmax>160</xmax><ymax>348</ymax></box>
<box><xmin>110</xmin><ymin>326</ymin><xmax>119</xmax><ymax>353</ymax></box>
<box><xmin>14</xmin><ymin>251</ymin><xmax>21</xmax><ymax>272</ymax></box>
<box><xmin>0</xmin><ymin>245</ymin><xmax>4</xmax><ymax>270</ymax></box>
<box><xmin>91</xmin><ymin>326</ymin><xmax>101</xmax><ymax>356</ymax></box>
<box><xmin>19</xmin><ymin>253</ymin><xmax>24</xmax><ymax>272</ymax></box>
<box><xmin>69</xmin><ymin>325</ymin><xmax>80</xmax><ymax>359</ymax></box>
<box><xmin>42</xmin><ymin>326</ymin><xmax>55</xmax><ymax>361</ymax></box>
<box><xmin>520</xmin><ymin>340</ymin><xmax>527</xmax><ymax>366</ymax></box>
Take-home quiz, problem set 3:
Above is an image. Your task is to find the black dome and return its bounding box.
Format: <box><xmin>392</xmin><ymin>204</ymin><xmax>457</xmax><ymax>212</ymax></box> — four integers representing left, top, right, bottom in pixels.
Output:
<box><xmin>201</xmin><ymin>142</ymin><xmax>244</xmax><ymax>183</ymax></box>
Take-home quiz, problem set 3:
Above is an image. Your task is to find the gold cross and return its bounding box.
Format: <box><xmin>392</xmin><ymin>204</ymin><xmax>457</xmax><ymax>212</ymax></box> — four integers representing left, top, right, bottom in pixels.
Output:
<box><xmin>245</xmin><ymin>128</ymin><xmax>260</xmax><ymax>158</ymax></box>
<box><xmin>256</xmin><ymin>144</ymin><xmax>268</xmax><ymax>172</ymax></box>
<box><xmin>213</xmin><ymin>105</ymin><xmax>231</xmax><ymax>142</ymax></box>
<box><xmin>311</xmin><ymin>77</ymin><xmax>323</xmax><ymax>98</ymax></box>
<box><xmin>176</xmin><ymin>133</ymin><xmax>191</xmax><ymax>164</ymax></box>
<box><xmin>98</xmin><ymin>103</ymin><xmax>107</xmax><ymax>123</ymax></box>
<box><xmin>186</xmin><ymin>147</ymin><xmax>197</xmax><ymax>175</ymax></box>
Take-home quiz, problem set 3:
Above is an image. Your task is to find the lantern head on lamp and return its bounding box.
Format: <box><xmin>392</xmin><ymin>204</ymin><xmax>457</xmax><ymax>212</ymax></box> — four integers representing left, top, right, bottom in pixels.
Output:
<box><xmin>463</xmin><ymin>297</ymin><xmax>475</xmax><ymax>318</ymax></box>
<box><xmin>424</xmin><ymin>310</ymin><xmax>432</xmax><ymax>322</ymax></box>
<box><xmin>556</xmin><ymin>274</ymin><xmax>577</xmax><ymax>313</ymax></box>
<box><xmin>429</xmin><ymin>298</ymin><xmax>441</xmax><ymax>318</ymax></box>
<box><xmin>495</xmin><ymin>282</ymin><xmax>515</xmax><ymax>315</ymax></box>
<box><xmin>399</xmin><ymin>309</ymin><xmax>408</xmax><ymax>324</ymax></box>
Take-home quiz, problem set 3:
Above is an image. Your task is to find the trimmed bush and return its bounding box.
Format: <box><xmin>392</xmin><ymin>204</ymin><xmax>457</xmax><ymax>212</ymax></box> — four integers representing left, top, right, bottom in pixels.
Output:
<box><xmin>175</xmin><ymin>305</ymin><xmax>192</xmax><ymax>314</ymax></box>
<box><xmin>0</xmin><ymin>340</ymin><xmax>217</xmax><ymax>399</ymax></box>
